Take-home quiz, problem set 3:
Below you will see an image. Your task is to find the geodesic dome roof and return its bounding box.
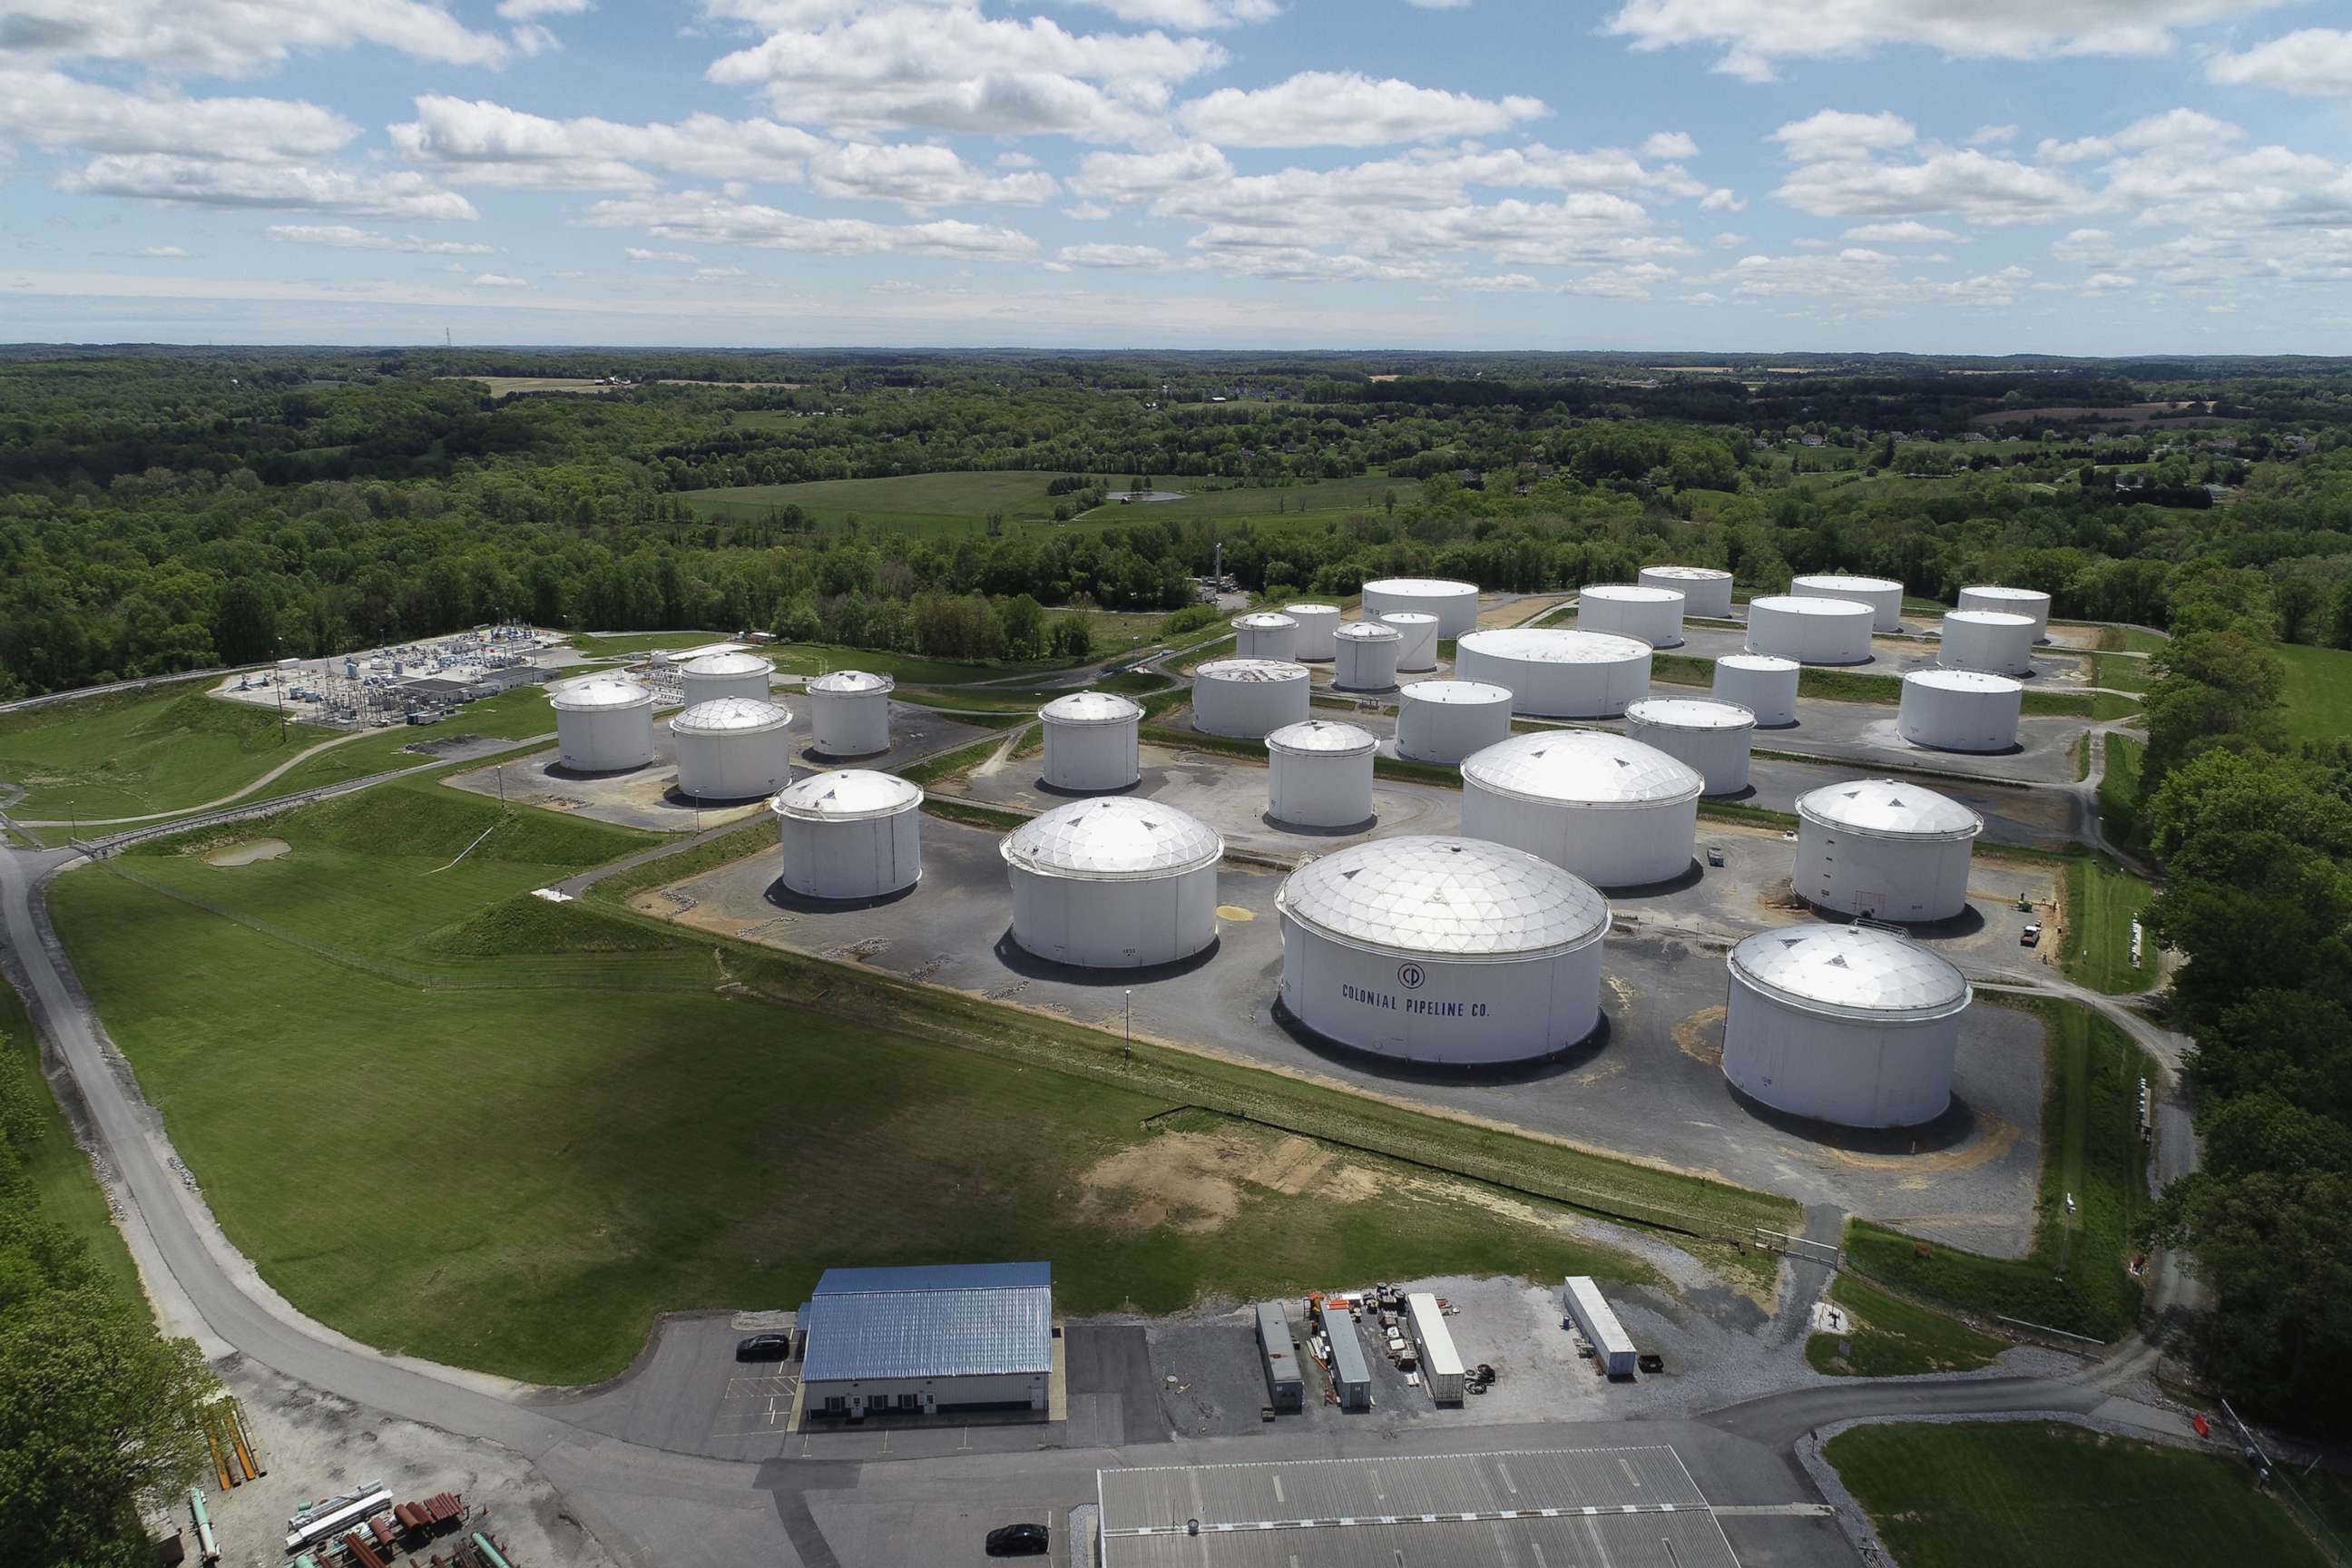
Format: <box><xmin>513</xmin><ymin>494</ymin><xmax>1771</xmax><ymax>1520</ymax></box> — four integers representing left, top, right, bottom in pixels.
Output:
<box><xmin>1278</xmin><ymin>835</ymin><xmax>1609</xmax><ymax>958</ymax></box>
<box><xmin>1000</xmin><ymin>797</ymin><xmax>1222</xmax><ymax>879</ymax></box>
<box><xmin>1195</xmin><ymin>657</ymin><xmax>1308</xmax><ymax>682</ymax></box>
<box><xmin>808</xmin><ymin>669</ymin><xmax>894</xmax><ymax>695</ymax></box>
<box><xmin>1266</xmin><ymin>720</ymin><xmax>1377</xmax><ymax>756</ymax></box>
<box><xmin>548</xmin><ymin>674</ymin><xmax>652</xmax><ymax>710</ymax></box>
<box><xmin>770</xmin><ymin>769</ymin><xmax>921</xmax><ymax>821</ymax></box>
<box><xmin>1039</xmin><ymin>691</ymin><xmax>1142</xmax><ymax>726</ymax></box>
<box><xmin>1729</xmin><ymin>925</ymin><xmax>1970</xmax><ymax>1021</ymax></box>
<box><xmin>670</xmin><ymin>697</ymin><xmax>792</xmax><ymax>734</ymax></box>
<box><xmin>681</xmin><ymin>650</ymin><xmax>774</xmax><ymax>677</ymax></box>
<box><xmin>1797</xmin><ymin>779</ymin><xmax>1984</xmax><ymax>840</ymax></box>
<box><xmin>1462</xmin><ymin>730</ymin><xmax>1704</xmax><ymax>808</ymax></box>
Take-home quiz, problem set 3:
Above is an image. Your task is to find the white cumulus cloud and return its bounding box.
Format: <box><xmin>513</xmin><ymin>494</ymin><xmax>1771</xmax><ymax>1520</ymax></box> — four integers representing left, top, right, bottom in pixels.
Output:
<box><xmin>1177</xmin><ymin>71</ymin><xmax>1548</xmax><ymax>147</ymax></box>
<box><xmin>268</xmin><ymin>224</ymin><xmax>498</xmax><ymax>253</ymax></box>
<box><xmin>2207</xmin><ymin>28</ymin><xmax>2352</xmax><ymax>97</ymax></box>
<box><xmin>1771</xmin><ymin>110</ymin><xmax>1916</xmax><ymax>162</ymax></box>
<box><xmin>0</xmin><ymin>0</ymin><xmax>512</xmax><ymax>76</ymax></box>
<box><xmin>580</xmin><ymin>194</ymin><xmax>1040</xmax><ymax>260</ymax></box>
<box><xmin>390</xmin><ymin>96</ymin><xmax>826</xmax><ymax>190</ymax></box>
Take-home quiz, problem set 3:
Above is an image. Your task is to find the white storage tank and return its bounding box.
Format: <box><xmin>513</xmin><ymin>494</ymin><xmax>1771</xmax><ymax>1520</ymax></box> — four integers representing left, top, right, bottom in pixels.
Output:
<box><xmin>1274</xmin><ymin>835</ymin><xmax>1608</xmax><ymax>1065</ymax></box>
<box><xmin>1637</xmin><ymin>565</ymin><xmax>1735</xmax><ymax>619</ymax></box>
<box><xmin>671</xmin><ymin>697</ymin><xmax>795</xmax><ymax>799</ymax></box>
<box><xmin>1939</xmin><ymin>610</ymin><xmax>2037</xmax><ymax>676</ymax></box>
<box><xmin>1039</xmin><ymin>690</ymin><xmax>1142</xmax><ymax>792</ymax></box>
<box><xmin>1361</xmin><ymin>577</ymin><xmax>1480</xmax><ymax>639</ymax></box>
<box><xmin>1712</xmin><ymin>653</ymin><xmax>1799</xmax><ymax>727</ymax></box>
<box><xmin>1379</xmin><ymin>612</ymin><xmax>1440</xmax><ymax>673</ymax></box>
<box><xmin>1791</xmin><ymin>573</ymin><xmax>1905</xmax><ymax>632</ymax></box>
<box><xmin>1001</xmin><ymin>798</ymin><xmax>1222</xmax><ymax>969</ymax></box>
<box><xmin>1454</xmin><ymin>628</ymin><xmax>1651</xmax><ymax>718</ymax></box>
<box><xmin>1746</xmin><ymin>594</ymin><xmax>1874</xmax><ymax>665</ymax></box>
<box><xmin>1460</xmin><ymin>730</ymin><xmax>1702</xmax><ymax>887</ymax></box>
<box><xmin>1624</xmin><ymin>697</ymin><xmax>1756</xmax><ymax>797</ymax></box>
<box><xmin>679</xmin><ymin>649</ymin><xmax>775</xmax><ymax>706</ymax></box>
<box><xmin>1395</xmin><ymin>680</ymin><xmax>1514</xmax><ymax>764</ymax></box>
<box><xmin>1958</xmin><ymin>584</ymin><xmax>2053</xmax><ymax>642</ymax></box>
<box><xmin>808</xmin><ymin>669</ymin><xmax>894</xmax><ymax>757</ymax></box>
<box><xmin>1577</xmin><ymin>583</ymin><xmax>1685</xmax><ymax>648</ymax></box>
<box><xmin>1899</xmin><ymin>671</ymin><xmax>2023</xmax><ymax>753</ymax></box>
<box><xmin>1265</xmin><ymin>720</ymin><xmax>1377</xmax><ymax>828</ymax></box>
<box><xmin>770</xmin><ymin>769</ymin><xmax>923</xmax><ymax>899</ymax></box>
<box><xmin>1795</xmin><ymin>779</ymin><xmax>1984</xmax><ymax>923</ymax></box>
<box><xmin>1231</xmin><ymin>611</ymin><xmax>1299</xmax><ymax>662</ymax></box>
<box><xmin>549</xmin><ymin>674</ymin><xmax>655</xmax><ymax>772</ymax></box>
<box><xmin>1332</xmin><ymin>621</ymin><xmax>1402</xmax><ymax>692</ymax></box>
<box><xmin>1285</xmin><ymin>603</ymin><xmax>1342</xmax><ymax>662</ymax></box>
<box><xmin>1722</xmin><ymin>925</ymin><xmax>1968</xmax><ymax>1129</ymax></box>
<box><xmin>1191</xmin><ymin>657</ymin><xmax>1310</xmax><ymax>738</ymax></box>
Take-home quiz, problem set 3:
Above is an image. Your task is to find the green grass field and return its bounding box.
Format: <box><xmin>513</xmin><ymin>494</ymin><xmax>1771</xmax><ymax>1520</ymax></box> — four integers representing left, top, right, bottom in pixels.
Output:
<box><xmin>2092</xmin><ymin>652</ymin><xmax>2154</xmax><ymax>693</ymax></box>
<box><xmin>1825</xmin><ymin>1421</ymin><xmax>2328</xmax><ymax>1568</ymax></box>
<box><xmin>681</xmin><ymin>471</ymin><xmax>1069</xmax><ymax>534</ymax></box>
<box><xmin>2101</xmin><ymin>731</ymin><xmax>2145</xmax><ymax>848</ymax></box>
<box><xmin>1078</xmin><ymin>474</ymin><xmax>1400</xmax><ymax>523</ymax></box>
<box><xmin>1845</xmin><ymin>997</ymin><xmax>2150</xmax><ymax>1341</ymax></box>
<box><xmin>1803</xmin><ymin>1272</ymin><xmax>2007</xmax><ymax>1377</ymax></box>
<box><xmin>1</xmin><ymin>985</ymin><xmax>146</xmax><ymax>1306</ymax></box>
<box><xmin>2277</xmin><ymin>642</ymin><xmax>2352</xmax><ymax>744</ymax></box>
<box><xmin>0</xmin><ymin>685</ymin><xmax>337</xmax><ymax>823</ymax></box>
<box><xmin>2064</xmin><ymin>860</ymin><xmax>2160</xmax><ymax>994</ymax></box>
<box><xmin>2096</xmin><ymin>626</ymin><xmax>2170</xmax><ymax>654</ymax></box>
<box><xmin>48</xmin><ymin>773</ymin><xmax>1790</xmax><ymax>1383</ymax></box>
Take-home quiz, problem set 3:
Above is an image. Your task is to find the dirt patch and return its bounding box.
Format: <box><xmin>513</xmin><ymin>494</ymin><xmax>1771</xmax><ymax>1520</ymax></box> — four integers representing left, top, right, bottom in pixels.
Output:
<box><xmin>1812</xmin><ymin>1107</ymin><xmax>2024</xmax><ymax>1175</ymax></box>
<box><xmin>203</xmin><ymin>838</ymin><xmax>291</xmax><ymax>867</ymax></box>
<box><xmin>1673</xmin><ymin>1005</ymin><xmax>1727</xmax><ymax>1068</ymax></box>
<box><xmin>1076</xmin><ymin>1132</ymin><xmax>1246</xmax><ymax>1234</ymax></box>
<box><xmin>1215</xmin><ymin>905</ymin><xmax>1256</xmax><ymax>922</ymax></box>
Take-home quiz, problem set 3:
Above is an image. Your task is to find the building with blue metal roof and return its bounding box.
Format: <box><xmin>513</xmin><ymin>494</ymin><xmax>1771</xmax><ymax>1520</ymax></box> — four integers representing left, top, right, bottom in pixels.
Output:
<box><xmin>799</xmin><ymin>1262</ymin><xmax>1055</xmax><ymax>1419</ymax></box>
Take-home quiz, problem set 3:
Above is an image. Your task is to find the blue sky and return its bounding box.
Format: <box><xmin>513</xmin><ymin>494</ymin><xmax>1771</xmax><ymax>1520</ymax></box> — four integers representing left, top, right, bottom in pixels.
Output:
<box><xmin>2</xmin><ymin>0</ymin><xmax>2348</xmax><ymax>351</ymax></box>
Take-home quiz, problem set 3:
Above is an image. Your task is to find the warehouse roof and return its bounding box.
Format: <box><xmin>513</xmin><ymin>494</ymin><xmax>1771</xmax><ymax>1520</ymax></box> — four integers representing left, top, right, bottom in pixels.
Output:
<box><xmin>800</xmin><ymin>1262</ymin><xmax>1053</xmax><ymax>1384</ymax></box>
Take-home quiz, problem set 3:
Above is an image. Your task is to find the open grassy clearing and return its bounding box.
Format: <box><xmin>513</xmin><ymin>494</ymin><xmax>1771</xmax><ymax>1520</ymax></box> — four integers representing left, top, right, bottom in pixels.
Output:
<box><xmin>2063</xmin><ymin>859</ymin><xmax>2160</xmax><ymax>995</ymax></box>
<box><xmin>2101</xmin><ymin>731</ymin><xmax>2146</xmax><ymax>848</ymax></box>
<box><xmin>2092</xmin><ymin>652</ymin><xmax>2154</xmax><ymax>693</ymax></box>
<box><xmin>1824</xmin><ymin>1421</ymin><xmax>2328</xmax><ymax>1568</ymax></box>
<box><xmin>1</xmin><ymin>984</ymin><xmax>146</xmax><ymax>1306</ymax></box>
<box><xmin>570</xmin><ymin>631</ymin><xmax>739</xmax><ymax>658</ymax></box>
<box><xmin>1802</xmin><ymin>1272</ymin><xmax>2007</xmax><ymax>1377</ymax></box>
<box><xmin>1846</xmin><ymin>996</ymin><xmax>2150</xmax><ymax>1341</ymax></box>
<box><xmin>765</xmin><ymin>642</ymin><xmax>1083</xmax><ymax>686</ymax></box>
<box><xmin>2276</xmin><ymin>642</ymin><xmax>2352</xmax><ymax>744</ymax></box>
<box><xmin>0</xmin><ymin>686</ymin><xmax>337</xmax><ymax>823</ymax></box>
<box><xmin>1077</xmin><ymin>473</ymin><xmax>1401</xmax><ymax>523</ymax></box>
<box><xmin>681</xmin><ymin>470</ymin><xmax>1068</xmax><ymax>534</ymax></box>
<box><xmin>2096</xmin><ymin>626</ymin><xmax>2171</xmax><ymax>655</ymax></box>
<box><xmin>54</xmin><ymin>830</ymin><xmax>1662</xmax><ymax>1383</ymax></box>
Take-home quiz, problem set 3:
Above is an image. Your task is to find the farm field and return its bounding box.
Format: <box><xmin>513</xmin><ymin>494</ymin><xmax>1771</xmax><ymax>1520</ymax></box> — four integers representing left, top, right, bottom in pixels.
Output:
<box><xmin>1825</xmin><ymin>1421</ymin><xmax>2327</xmax><ymax>1568</ymax></box>
<box><xmin>49</xmin><ymin>778</ymin><xmax>1696</xmax><ymax>1384</ymax></box>
<box><xmin>444</xmin><ymin>376</ymin><xmax>621</xmax><ymax>398</ymax></box>
<box><xmin>2277</xmin><ymin>642</ymin><xmax>2352</xmax><ymax>744</ymax></box>
<box><xmin>0</xmin><ymin>685</ymin><xmax>338</xmax><ymax>825</ymax></box>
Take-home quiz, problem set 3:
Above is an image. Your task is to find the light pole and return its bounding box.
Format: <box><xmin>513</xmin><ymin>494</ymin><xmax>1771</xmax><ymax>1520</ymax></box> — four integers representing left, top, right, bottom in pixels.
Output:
<box><xmin>1123</xmin><ymin>989</ymin><xmax>1132</xmax><ymax>1062</ymax></box>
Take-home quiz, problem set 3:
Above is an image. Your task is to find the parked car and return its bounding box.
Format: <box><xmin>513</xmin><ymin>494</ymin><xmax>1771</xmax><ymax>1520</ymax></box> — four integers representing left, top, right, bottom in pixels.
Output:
<box><xmin>985</xmin><ymin>1523</ymin><xmax>1049</xmax><ymax>1556</ymax></box>
<box><xmin>734</xmin><ymin>1334</ymin><xmax>790</xmax><ymax>1363</ymax></box>
<box><xmin>2020</xmin><ymin>923</ymin><xmax>2043</xmax><ymax>947</ymax></box>
<box><xmin>1705</xmin><ymin>846</ymin><xmax>1726</xmax><ymax>867</ymax></box>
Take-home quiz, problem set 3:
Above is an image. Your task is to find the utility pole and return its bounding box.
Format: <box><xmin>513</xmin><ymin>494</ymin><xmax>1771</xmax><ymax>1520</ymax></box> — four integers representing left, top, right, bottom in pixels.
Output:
<box><xmin>1123</xmin><ymin>989</ymin><xmax>1132</xmax><ymax>1062</ymax></box>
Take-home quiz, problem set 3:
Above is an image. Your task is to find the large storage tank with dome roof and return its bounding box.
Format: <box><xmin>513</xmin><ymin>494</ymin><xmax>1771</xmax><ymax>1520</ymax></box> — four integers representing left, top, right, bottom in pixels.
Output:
<box><xmin>679</xmin><ymin>649</ymin><xmax>775</xmax><ymax>707</ymax></box>
<box><xmin>1265</xmin><ymin>720</ymin><xmax>1377</xmax><ymax>828</ymax></box>
<box><xmin>549</xmin><ymin>674</ymin><xmax>655</xmax><ymax>772</ymax></box>
<box><xmin>1360</xmin><ymin>577</ymin><xmax>1481</xmax><ymax>638</ymax></box>
<box><xmin>1039</xmin><ymin>691</ymin><xmax>1142</xmax><ymax>792</ymax></box>
<box><xmin>1395</xmin><ymin>680</ymin><xmax>1514</xmax><ymax>764</ymax></box>
<box><xmin>1452</xmin><ymin>628</ymin><xmax>1651</xmax><ymax>718</ymax></box>
<box><xmin>1275</xmin><ymin>836</ymin><xmax>1610</xmax><ymax>1065</ymax></box>
<box><xmin>1721</xmin><ymin>925</ymin><xmax>1969</xmax><ymax>1128</ymax></box>
<box><xmin>807</xmin><ymin>669</ymin><xmax>894</xmax><ymax>757</ymax></box>
<box><xmin>1000</xmin><ymin>798</ymin><xmax>1223</xmax><ymax>968</ymax></box>
<box><xmin>770</xmin><ymin>769</ymin><xmax>923</xmax><ymax>899</ymax></box>
<box><xmin>1624</xmin><ymin>697</ymin><xmax>1756</xmax><ymax>796</ymax></box>
<box><xmin>1637</xmin><ymin>564</ymin><xmax>1734</xmax><ymax>619</ymax></box>
<box><xmin>671</xmin><ymin>697</ymin><xmax>795</xmax><ymax>799</ymax></box>
<box><xmin>1191</xmin><ymin>658</ymin><xmax>1310</xmax><ymax>738</ymax></box>
<box><xmin>1794</xmin><ymin>779</ymin><xmax>1984</xmax><ymax>923</ymax></box>
<box><xmin>1458</xmin><ymin>730</ymin><xmax>1702</xmax><ymax>887</ymax></box>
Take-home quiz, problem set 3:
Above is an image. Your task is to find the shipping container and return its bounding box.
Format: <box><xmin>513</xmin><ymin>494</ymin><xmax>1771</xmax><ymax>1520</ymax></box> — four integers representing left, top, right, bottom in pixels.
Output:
<box><xmin>1564</xmin><ymin>1276</ymin><xmax>1639</xmax><ymax>1377</ymax></box>
<box><xmin>1317</xmin><ymin>1303</ymin><xmax>1372</xmax><ymax>1411</ymax></box>
<box><xmin>1254</xmin><ymin>1302</ymin><xmax>1304</xmax><ymax>1413</ymax></box>
<box><xmin>1405</xmin><ymin>1292</ymin><xmax>1465</xmax><ymax>1404</ymax></box>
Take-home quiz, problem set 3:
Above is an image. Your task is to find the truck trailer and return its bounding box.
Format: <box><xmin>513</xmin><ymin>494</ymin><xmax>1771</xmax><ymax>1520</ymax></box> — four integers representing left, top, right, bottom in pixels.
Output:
<box><xmin>1254</xmin><ymin>1302</ymin><xmax>1304</xmax><ymax>1413</ymax></box>
<box><xmin>1564</xmin><ymin>1276</ymin><xmax>1638</xmax><ymax>1377</ymax></box>
<box><xmin>1404</xmin><ymin>1292</ymin><xmax>1465</xmax><ymax>1404</ymax></box>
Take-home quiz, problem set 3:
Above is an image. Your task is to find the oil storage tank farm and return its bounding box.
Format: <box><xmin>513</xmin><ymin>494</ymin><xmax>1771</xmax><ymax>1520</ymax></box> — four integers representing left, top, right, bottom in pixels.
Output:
<box><xmin>1265</xmin><ymin>720</ymin><xmax>1376</xmax><ymax>829</ymax></box>
<box><xmin>671</xmin><ymin>697</ymin><xmax>795</xmax><ymax>799</ymax></box>
<box><xmin>1459</xmin><ymin>730</ymin><xmax>1702</xmax><ymax>887</ymax></box>
<box><xmin>1231</xmin><ymin>611</ymin><xmax>1299</xmax><ymax>662</ymax></box>
<box><xmin>1576</xmin><ymin>583</ymin><xmax>1685</xmax><ymax>648</ymax></box>
<box><xmin>1275</xmin><ymin>836</ymin><xmax>1609</xmax><ymax>1065</ymax></box>
<box><xmin>1939</xmin><ymin>610</ymin><xmax>2037</xmax><ymax>676</ymax></box>
<box><xmin>1746</xmin><ymin>594</ymin><xmax>1875</xmax><ymax>665</ymax></box>
<box><xmin>679</xmin><ymin>649</ymin><xmax>775</xmax><ymax>706</ymax></box>
<box><xmin>550</xmin><ymin>674</ymin><xmax>655</xmax><ymax>771</ymax></box>
<box><xmin>771</xmin><ymin>769</ymin><xmax>923</xmax><ymax>899</ymax></box>
<box><xmin>1637</xmin><ymin>564</ymin><xmax>1735</xmax><ymax>619</ymax></box>
<box><xmin>1900</xmin><ymin>671</ymin><xmax>2023</xmax><ymax>752</ymax></box>
<box><xmin>1379</xmin><ymin>612</ymin><xmax>1440</xmax><ymax>673</ymax></box>
<box><xmin>807</xmin><ymin>669</ymin><xmax>894</xmax><ymax>758</ymax></box>
<box><xmin>1790</xmin><ymin>573</ymin><xmax>1905</xmax><ymax>632</ymax></box>
<box><xmin>1958</xmin><ymin>584</ymin><xmax>2053</xmax><ymax>642</ymax></box>
<box><xmin>1395</xmin><ymin>680</ymin><xmax>1513</xmax><ymax>764</ymax></box>
<box><xmin>1712</xmin><ymin>653</ymin><xmax>1799</xmax><ymax>727</ymax></box>
<box><xmin>1001</xmin><ymin>797</ymin><xmax>1223</xmax><ymax>968</ymax></box>
<box><xmin>1331</xmin><ymin>620</ymin><xmax>1402</xmax><ymax>692</ymax></box>
<box><xmin>1454</xmin><ymin>628</ymin><xmax>1651</xmax><ymax>718</ymax></box>
<box><xmin>1625</xmin><ymin>697</ymin><xmax>1755</xmax><ymax>796</ymax></box>
<box><xmin>1795</xmin><ymin>779</ymin><xmax>1984</xmax><ymax>922</ymax></box>
<box><xmin>1039</xmin><ymin>691</ymin><xmax>1142</xmax><ymax>792</ymax></box>
<box><xmin>1361</xmin><ymin>577</ymin><xmax>1480</xmax><ymax>638</ymax></box>
<box><xmin>1191</xmin><ymin>657</ymin><xmax>1310</xmax><ymax>738</ymax></box>
<box><xmin>1285</xmin><ymin>603</ymin><xmax>1341</xmax><ymax>662</ymax></box>
<box><xmin>1722</xmin><ymin>925</ymin><xmax>1968</xmax><ymax>1128</ymax></box>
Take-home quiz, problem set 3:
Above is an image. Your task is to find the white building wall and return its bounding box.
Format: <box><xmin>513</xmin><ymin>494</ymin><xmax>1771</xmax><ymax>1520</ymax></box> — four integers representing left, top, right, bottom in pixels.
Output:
<box><xmin>1042</xmin><ymin>719</ymin><xmax>1140</xmax><ymax>791</ymax></box>
<box><xmin>1746</xmin><ymin>598</ymin><xmax>1874</xmax><ymax>664</ymax></box>
<box><xmin>675</xmin><ymin>727</ymin><xmax>792</xmax><ymax>799</ymax></box>
<box><xmin>1279</xmin><ymin>926</ymin><xmax>1602</xmax><ymax>1065</ymax></box>
<box><xmin>1459</xmin><ymin>787</ymin><xmax>1698</xmax><ymax>887</ymax></box>
<box><xmin>1395</xmin><ymin>685</ymin><xmax>1513</xmax><ymax>763</ymax></box>
<box><xmin>1007</xmin><ymin>864</ymin><xmax>1219</xmax><ymax>968</ymax></box>
<box><xmin>1380</xmin><ymin>612</ymin><xmax>1440</xmax><ymax>672</ymax></box>
<box><xmin>1712</xmin><ymin>658</ymin><xmax>1799</xmax><ymax>727</ymax></box>
<box><xmin>778</xmin><ymin>809</ymin><xmax>922</xmax><ymax>898</ymax></box>
<box><xmin>556</xmin><ymin>704</ymin><xmax>654</xmax><ymax>771</ymax></box>
<box><xmin>811</xmin><ymin>691</ymin><xmax>891</xmax><ymax>756</ymax></box>
<box><xmin>1793</xmin><ymin>823</ymin><xmax>1975</xmax><ymax>922</ymax></box>
<box><xmin>1721</xmin><ymin>980</ymin><xmax>1958</xmax><ymax>1128</ymax></box>
<box><xmin>1899</xmin><ymin>679</ymin><xmax>2022</xmax><ymax>752</ymax></box>
<box><xmin>804</xmin><ymin>1371</ymin><xmax>1047</xmax><ymax>1417</ymax></box>
<box><xmin>1269</xmin><ymin>749</ymin><xmax>1375</xmax><ymax>828</ymax></box>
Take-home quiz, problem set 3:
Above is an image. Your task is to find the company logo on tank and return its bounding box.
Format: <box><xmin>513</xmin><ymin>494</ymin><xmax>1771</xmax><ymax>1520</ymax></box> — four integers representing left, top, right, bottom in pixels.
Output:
<box><xmin>1338</xmin><ymin>981</ymin><xmax>1487</xmax><ymax>1017</ymax></box>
